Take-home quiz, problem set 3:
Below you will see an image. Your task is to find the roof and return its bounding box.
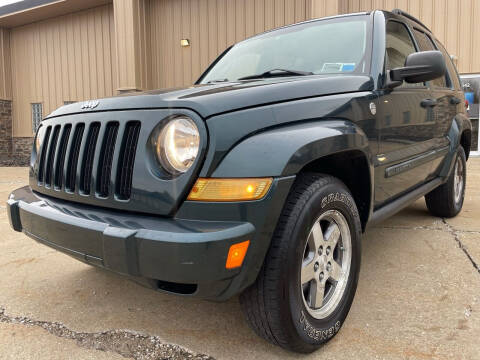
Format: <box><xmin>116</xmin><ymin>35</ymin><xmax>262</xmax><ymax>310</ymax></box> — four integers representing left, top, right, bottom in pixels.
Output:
<box><xmin>0</xmin><ymin>0</ymin><xmax>110</xmax><ymax>27</ymax></box>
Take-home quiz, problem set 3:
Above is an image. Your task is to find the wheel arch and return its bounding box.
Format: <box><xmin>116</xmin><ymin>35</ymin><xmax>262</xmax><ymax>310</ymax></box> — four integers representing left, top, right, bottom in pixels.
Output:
<box><xmin>211</xmin><ymin>120</ymin><xmax>374</xmax><ymax>230</ymax></box>
<box><xmin>299</xmin><ymin>150</ymin><xmax>372</xmax><ymax>231</ymax></box>
<box><xmin>440</xmin><ymin>115</ymin><xmax>472</xmax><ymax>178</ymax></box>
<box><xmin>460</xmin><ymin>128</ymin><xmax>472</xmax><ymax>160</ymax></box>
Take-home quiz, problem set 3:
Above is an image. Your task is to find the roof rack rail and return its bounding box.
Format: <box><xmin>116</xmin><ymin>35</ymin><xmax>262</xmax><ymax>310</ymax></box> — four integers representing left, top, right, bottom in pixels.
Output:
<box><xmin>391</xmin><ymin>9</ymin><xmax>431</xmax><ymax>32</ymax></box>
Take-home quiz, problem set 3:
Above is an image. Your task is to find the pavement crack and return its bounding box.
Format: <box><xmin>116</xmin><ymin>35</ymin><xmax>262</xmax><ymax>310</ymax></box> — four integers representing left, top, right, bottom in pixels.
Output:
<box><xmin>0</xmin><ymin>307</ymin><xmax>215</xmax><ymax>360</ymax></box>
<box><xmin>442</xmin><ymin>219</ymin><xmax>480</xmax><ymax>276</ymax></box>
<box><xmin>375</xmin><ymin>225</ymin><xmax>441</xmax><ymax>231</ymax></box>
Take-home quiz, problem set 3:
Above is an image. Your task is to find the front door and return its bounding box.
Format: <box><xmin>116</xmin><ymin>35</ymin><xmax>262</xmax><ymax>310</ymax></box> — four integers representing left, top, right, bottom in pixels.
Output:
<box><xmin>374</xmin><ymin>20</ymin><xmax>436</xmax><ymax>206</ymax></box>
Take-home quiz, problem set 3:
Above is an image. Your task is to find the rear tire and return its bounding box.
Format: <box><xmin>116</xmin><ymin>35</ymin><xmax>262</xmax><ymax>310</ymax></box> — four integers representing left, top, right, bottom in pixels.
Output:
<box><xmin>239</xmin><ymin>173</ymin><xmax>362</xmax><ymax>353</ymax></box>
<box><xmin>425</xmin><ymin>146</ymin><xmax>466</xmax><ymax>218</ymax></box>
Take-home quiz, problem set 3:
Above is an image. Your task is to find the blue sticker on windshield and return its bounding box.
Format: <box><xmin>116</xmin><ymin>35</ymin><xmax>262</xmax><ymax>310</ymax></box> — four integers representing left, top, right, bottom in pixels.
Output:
<box><xmin>341</xmin><ymin>63</ymin><xmax>355</xmax><ymax>72</ymax></box>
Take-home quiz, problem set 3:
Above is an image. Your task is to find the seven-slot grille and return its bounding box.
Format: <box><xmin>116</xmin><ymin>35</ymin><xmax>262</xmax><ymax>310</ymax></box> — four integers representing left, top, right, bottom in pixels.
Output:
<box><xmin>35</xmin><ymin>121</ymin><xmax>141</xmax><ymax>201</ymax></box>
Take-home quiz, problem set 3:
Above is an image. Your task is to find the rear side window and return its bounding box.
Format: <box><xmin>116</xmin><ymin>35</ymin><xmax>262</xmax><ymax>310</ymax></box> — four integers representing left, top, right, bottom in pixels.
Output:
<box><xmin>413</xmin><ymin>29</ymin><xmax>448</xmax><ymax>88</ymax></box>
<box><xmin>436</xmin><ymin>40</ymin><xmax>462</xmax><ymax>90</ymax></box>
<box><xmin>385</xmin><ymin>21</ymin><xmax>422</xmax><ymax>87</ymax></box>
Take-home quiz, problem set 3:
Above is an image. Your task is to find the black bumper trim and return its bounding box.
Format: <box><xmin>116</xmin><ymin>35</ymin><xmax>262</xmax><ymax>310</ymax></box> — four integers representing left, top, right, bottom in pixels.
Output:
<box><xmin>7</xmin><ymin>186</ymin><xmax>256</xmax><ymax>299</ymax></box>
<box><xmin>7</xmin><ymin>198</ymin><xmax>21</xmax><ymax>232</ymax></box>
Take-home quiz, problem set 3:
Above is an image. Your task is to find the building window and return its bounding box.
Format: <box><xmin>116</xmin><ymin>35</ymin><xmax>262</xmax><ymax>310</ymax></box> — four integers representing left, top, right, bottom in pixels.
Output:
<box><xmin>384</xmin><ymin>114</ymin><xmax>391</xmax><ymax>127</ymax></box>
<box><xmin>64</xmin><ymin>101</ymin><xmax>76</xmax><ymax>105</ymax></box>
<box><xmin>31</xmin><ymin>103</ymin><xmax>43</xmax><ymax>132</ymax></box>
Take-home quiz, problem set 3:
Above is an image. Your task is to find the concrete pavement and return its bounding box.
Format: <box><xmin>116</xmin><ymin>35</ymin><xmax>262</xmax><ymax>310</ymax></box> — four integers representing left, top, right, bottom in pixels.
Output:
<box><xmin>0</xmin><ymin>161</ymin><xmax>479</xmax><ymax>359</ymax></box>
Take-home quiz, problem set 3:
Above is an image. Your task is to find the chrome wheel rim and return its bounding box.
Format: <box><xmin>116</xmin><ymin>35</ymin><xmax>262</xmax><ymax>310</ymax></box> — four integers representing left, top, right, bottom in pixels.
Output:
<box><xmin>454</xmin><ymin>157</ymin><xmax>464</xmax><ymax>204</ymax></box>
<box><xmin>300</xmin><ymin>210</ymin><xmax>352</xmax><ymax>319</ymax></box>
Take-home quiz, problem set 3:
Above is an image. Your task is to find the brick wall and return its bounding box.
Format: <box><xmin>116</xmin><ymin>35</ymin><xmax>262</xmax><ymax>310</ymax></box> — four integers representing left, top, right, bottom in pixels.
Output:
<box><xmin>0</xmin><ymin>99</ymin><xmax>32</xmax><ymax>166</ymax></box>
<box><xmin>12</xmin><ymin>137</ymin><xmax>33</xmax><ymax>165</ymax></box>
<box><xmin>0</xmin><ymin>99</ymin><xmax>12</xmax><ymax>163</ymax></box>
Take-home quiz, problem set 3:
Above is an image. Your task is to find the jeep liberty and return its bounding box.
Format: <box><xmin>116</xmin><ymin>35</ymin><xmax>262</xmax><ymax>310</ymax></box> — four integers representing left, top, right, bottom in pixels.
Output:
<box><xmin>7</xmin><ymin>9</ymin><xmax>472</xmax><ymax>353</ymax></box>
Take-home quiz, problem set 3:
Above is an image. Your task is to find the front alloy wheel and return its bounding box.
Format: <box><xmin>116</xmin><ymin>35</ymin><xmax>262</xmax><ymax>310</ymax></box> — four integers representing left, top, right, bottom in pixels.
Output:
<box><xmin>301</xmin><ymin>210</ymin><xmax>352</xmax><ymax>320</ymax></box>
<box><xmin>240</xmin><ymin>174</ymin><xmax>361</xmax><ymax>353</ymax></box>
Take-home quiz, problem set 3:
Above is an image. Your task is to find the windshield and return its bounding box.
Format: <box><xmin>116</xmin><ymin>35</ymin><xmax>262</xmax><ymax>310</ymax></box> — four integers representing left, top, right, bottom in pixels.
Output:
<box><xmin>199</xmin><ymin>15</ymin><xmax>371</xmax><ymax>84</ymax></box>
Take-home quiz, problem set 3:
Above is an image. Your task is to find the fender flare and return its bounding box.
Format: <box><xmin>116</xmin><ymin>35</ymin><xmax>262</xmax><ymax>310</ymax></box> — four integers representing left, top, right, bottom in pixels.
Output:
<box><xmin>440</xmin><ymin>114</ymin><xmax>472</xmax><ymax>178</ymax></box>
<box><xmin>211</xmin><ymin>120</ymin><xmax>373</xmax><ymax>178</ymax></box>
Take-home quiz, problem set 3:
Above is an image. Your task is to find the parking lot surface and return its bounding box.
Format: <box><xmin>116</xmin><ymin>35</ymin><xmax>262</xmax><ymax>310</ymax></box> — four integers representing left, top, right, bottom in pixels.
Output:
<box><xmin>1</xmin><ymin>161</ymin><xmax>479</xmax><ymax>360</ymax></box>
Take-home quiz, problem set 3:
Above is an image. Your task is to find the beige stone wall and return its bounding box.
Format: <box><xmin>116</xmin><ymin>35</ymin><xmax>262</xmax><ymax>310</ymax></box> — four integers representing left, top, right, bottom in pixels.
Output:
<box><xmin>10</xmin><ymin>4</ymin><xmax>116</xmax><ymax>137</ymax></box>
<box><xmin>148</xmin><ymin>0</ymin><xmax>312</xmax><ymax>88</ymax></box>
<box><xmin>4</xmin><ymin>0</ymin><xmax>480</xmax><ymax>143</ymax></box>
<box><xmin>0</xmin><ymin>29</ymin><xmax>12</xmax><ymax>101</ymax></box>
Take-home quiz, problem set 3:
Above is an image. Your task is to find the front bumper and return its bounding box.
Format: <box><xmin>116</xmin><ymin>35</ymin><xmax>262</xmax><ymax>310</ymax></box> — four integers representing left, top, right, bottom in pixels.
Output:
<box><xmin>7</xmin><ymin>186</ymin><xmax>260</xmax><ymax>300</ymax></box>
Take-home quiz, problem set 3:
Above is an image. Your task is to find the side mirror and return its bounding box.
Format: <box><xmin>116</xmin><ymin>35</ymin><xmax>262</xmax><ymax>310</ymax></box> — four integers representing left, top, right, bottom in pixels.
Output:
<box><xmin>389</xmin><ymin>50</ymin><xmax>446</xmax><ymax>85</ymax></box>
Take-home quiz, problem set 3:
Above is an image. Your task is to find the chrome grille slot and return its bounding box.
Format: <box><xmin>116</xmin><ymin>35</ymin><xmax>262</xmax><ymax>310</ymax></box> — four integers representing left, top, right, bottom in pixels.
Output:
<box><xmin>116</xmin><ymin>121</ymin><xmax>141</xmax><ymax>200</ymax></box>
<box><xmin>54</xmin><ymin>124</ymin><xmax>72</xmax><ymax>189</ymax></box>
<box><xmin>80</xmin><ymin>122</ymin><xmax>100</xmax><ymax>194</ymax></box>
<box><xmin>37</xmin><ymin>126</ymin><xmax>52</xmax><ymax>184</ymax></box>
<box><xmin>97</xmin><ymin>122</ymin><xmax>119</xmax><ymax>197</ymax></box>
<box><xmin>44</xmin><ymin>125</ymin><xmax>60</xmax><ymax>187</ymax></box>
<box><xmin>65</xmin><ymin>123</ymin><xmax>85</xmax><ymax>192</ymax></box>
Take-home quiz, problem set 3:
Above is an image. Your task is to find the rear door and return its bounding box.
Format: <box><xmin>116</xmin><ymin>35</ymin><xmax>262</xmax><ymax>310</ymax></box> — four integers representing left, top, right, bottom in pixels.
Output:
<box><xmin>375</xmin><ymin>20</ymin><xmax>436</xmax><ymax>206</ymax></box>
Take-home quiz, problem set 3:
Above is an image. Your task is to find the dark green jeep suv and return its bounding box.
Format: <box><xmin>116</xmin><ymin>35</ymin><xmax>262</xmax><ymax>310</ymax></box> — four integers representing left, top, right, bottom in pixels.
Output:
<box><xmin>7</xmin><ymin>9</ymin><xmax>472</xmax><ymax>353</ymax></box>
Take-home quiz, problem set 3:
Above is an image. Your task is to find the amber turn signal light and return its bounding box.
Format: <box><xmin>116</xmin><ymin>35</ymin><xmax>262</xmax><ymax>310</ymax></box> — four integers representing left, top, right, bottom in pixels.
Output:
<box><xmin>226</xmin><ymin>240</ymin><xmax>250</xmax><ymax>269</ymax></box>
<box><xmin>187</xmin><ymin>178</ymin><xmax>273</xmax><ymax>202</ymax></box>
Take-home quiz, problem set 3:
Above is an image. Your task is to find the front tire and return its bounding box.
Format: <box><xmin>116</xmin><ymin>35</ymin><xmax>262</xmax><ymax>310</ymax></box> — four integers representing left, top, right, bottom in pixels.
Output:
<box><xmin>425</xmin><ymin>146</ymin><xmax>466</xmax><ymax>218</ymax></box>
<box><xmin>239</xmin><ymin>174</ymin><xmax>362</xmax><ymax>353</ymax></box>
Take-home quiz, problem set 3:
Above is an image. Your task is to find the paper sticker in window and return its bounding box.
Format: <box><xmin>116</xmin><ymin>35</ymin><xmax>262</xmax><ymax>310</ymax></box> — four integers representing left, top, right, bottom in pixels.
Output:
<box><xmin>341</xmin><ymin>63</ymin><xmax>355</xmax><ymax>72</ymax></box>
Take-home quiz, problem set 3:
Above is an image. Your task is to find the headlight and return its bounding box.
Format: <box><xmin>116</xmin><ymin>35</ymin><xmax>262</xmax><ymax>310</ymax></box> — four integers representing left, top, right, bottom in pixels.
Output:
<box><xmin>155</xmin><ymin>117</ymin><xmax>200</xmax><ymax>174</ymax></box>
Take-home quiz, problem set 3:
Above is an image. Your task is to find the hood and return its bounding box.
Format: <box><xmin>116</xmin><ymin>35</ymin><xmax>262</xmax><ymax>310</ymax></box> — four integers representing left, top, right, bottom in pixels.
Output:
<box><xmin>47</xmin><ymin>75</ymin><xmax>374</xmax><ymax>120</ymax></box>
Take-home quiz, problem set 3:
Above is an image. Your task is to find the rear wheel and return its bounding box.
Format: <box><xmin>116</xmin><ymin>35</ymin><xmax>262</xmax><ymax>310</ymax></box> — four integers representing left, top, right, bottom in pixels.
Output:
<box><xmin>240</xmin><ymin>174</ymin><xmax>362</xmax><ymax>353</ymax></box>
<box><xmin>425</xmin><ymin>146</ymin><xmax>466</xmax><ymax>218</ymax></box>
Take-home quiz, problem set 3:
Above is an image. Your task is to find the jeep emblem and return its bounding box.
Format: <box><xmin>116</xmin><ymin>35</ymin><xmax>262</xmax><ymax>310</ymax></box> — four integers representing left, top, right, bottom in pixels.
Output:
<box><xmin>81</xmin><ymin>100</ymin><xmax>99</xmax><ymax>110</ymax></box>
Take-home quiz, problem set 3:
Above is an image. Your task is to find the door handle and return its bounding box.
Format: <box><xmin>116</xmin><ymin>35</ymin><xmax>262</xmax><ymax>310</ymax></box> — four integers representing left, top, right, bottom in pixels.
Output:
<box><xmin>420</xmin><ymin>98</ymin><xmax>438</xmax><ymax>108</ymax></box>
<box><xmin>450</xmin><ymin>96</ymin><xmax>461</xmax><ymax>105</ymax></box>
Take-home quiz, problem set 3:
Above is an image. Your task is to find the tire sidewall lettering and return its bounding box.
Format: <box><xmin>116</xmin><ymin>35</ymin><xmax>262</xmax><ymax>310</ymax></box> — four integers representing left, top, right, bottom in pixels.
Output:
<box><xmin>321</xmin><ymin>192</ymin><xmax>359</xmax><ymax>219</ymax></box>
<box><xmin>299</xmin><ymin>310</ymin><xmax>341</xmax><ymax>341</ymax></box>
<box><xmin>289</xmin><ymin>186</ymin><xmax>360</xmax><ymax>345</ymax></box>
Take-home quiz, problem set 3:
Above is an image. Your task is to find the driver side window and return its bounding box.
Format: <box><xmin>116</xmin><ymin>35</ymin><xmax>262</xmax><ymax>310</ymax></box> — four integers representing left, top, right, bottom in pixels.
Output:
<box><xmin>386</xmin><ymin>21</ymin><xmax>421</xmax><ymax>87</ymax></box>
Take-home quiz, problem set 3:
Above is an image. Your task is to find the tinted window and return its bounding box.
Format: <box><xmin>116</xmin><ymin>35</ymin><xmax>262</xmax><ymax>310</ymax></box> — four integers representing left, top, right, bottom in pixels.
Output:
<box><xmin>386</xmin><ymin>21</ymin><xmax>422</xmax><ymax>87</ymax></box>
<box><xmin>200</xmin><ymin>16</ymin><xmax>371</xmax><ymax>83</ymax></box>
<box><xmin>436</xmin><ymin>40</ymin><xmax>461</xmax><ymax>90</ymax></box>
<box><xmin>413</xmin><ymin>29</ymin><xmax>447</xmax><ymax>88</ymax></box>
<box><xmin>386</xmin><ymin>21</ymin><xmax>416</xmax><ymax>70</ymax></box>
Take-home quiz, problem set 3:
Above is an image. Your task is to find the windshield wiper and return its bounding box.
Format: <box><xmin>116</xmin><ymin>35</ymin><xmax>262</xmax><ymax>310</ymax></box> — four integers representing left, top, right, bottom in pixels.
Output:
<box><xmin>238</xmin><ymin>69</ymin><xmax>313</xmax><ymax>81</ymax></box>
<box><xmin>207</xmin><ymin>78</ymin><xmax>229</xmax><ymax>83</ymax></box>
